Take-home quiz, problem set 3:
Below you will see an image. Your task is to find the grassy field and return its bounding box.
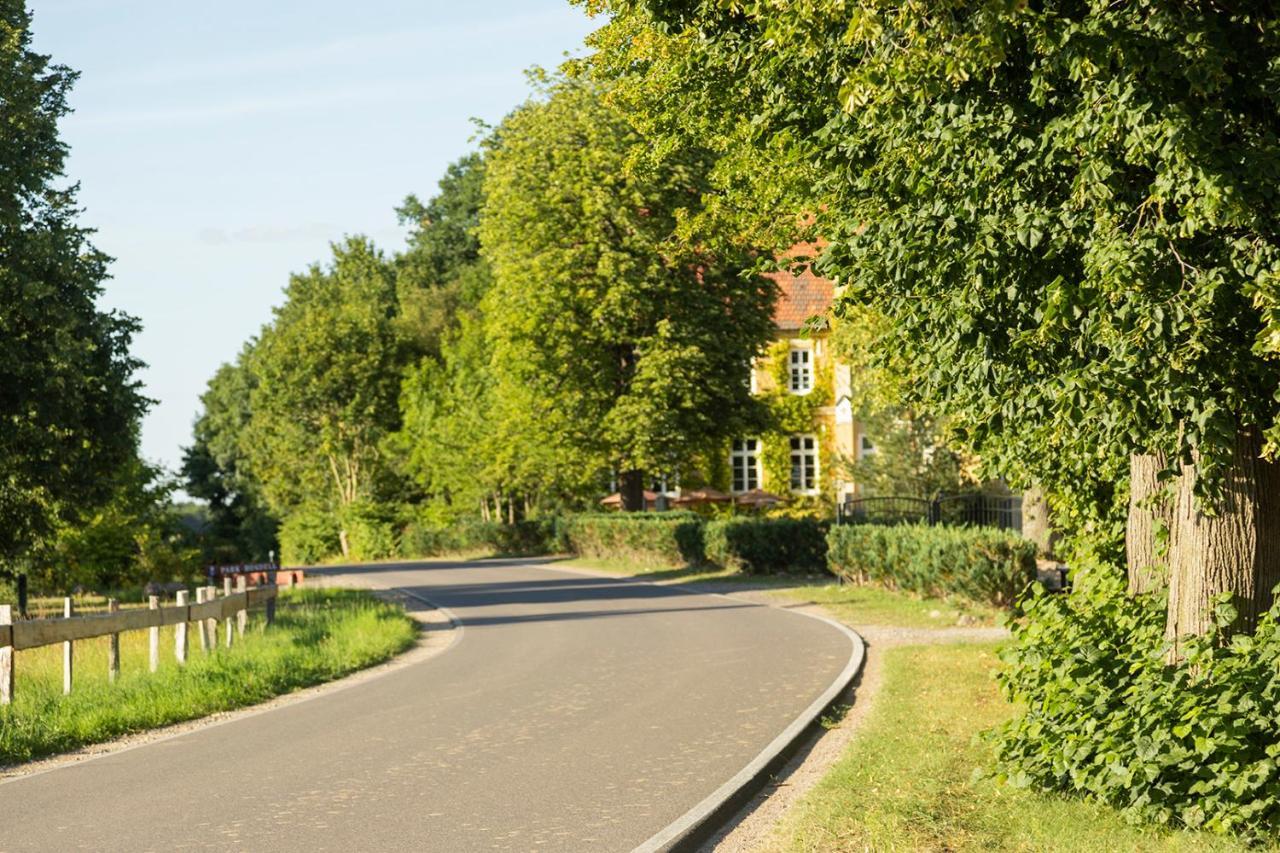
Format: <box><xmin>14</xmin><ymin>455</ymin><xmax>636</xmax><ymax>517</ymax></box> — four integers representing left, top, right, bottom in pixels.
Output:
<box><xmin>765</xmin><ymin>644</ymin><xmax>1252</xmax><ymax>852</ymax></box>
<box><xmin>0</xmin><ymin>588</ymin><xmax>416</xmax><ymax>766</ymax></box>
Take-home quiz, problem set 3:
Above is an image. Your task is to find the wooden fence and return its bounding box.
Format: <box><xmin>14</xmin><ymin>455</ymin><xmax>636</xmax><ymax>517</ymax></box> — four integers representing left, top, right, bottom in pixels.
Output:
<box><xmin>0</xmin><ymin>575</ymin><xmax>284</xmax><ymax>706</ymax></box>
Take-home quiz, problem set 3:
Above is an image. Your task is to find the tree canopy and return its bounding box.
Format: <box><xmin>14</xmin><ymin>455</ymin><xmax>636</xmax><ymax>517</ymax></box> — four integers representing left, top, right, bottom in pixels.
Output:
<box><xmin>479</xmin><ymin>78</ymin><xmax>777</xmax><ymax>505</ymax></box>
<box><xmin>0</xmin><ymin>3</ymin><xmax>148</xmax><ymax>566</ymax></box>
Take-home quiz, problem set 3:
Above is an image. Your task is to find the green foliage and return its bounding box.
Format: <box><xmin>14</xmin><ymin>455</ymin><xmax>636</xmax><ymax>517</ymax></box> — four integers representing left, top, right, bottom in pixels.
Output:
<box><xmin>0</xmin><ymin>5</ymin><xmax>148</xmax><ymax>565</ymax></box>
<box><xmin>827</xmin><ymin>523</ymin><xmax>1036</xmax><ymax>607</ymax></box>
<box><xmin>396</xmin><ymin>518</ymin><xmax>562</xmax><ymax>558</ymax></box>
<box><xmin>278</xmin><ymin>509</ymin><xmax>340</xmax><ymax>566</ymax></box>
<box><xmin>705</xmin><ymin>517</ymin><xmax>828</xmax><ymax>574</ymax></box>
<box><xmin>182</xmin><ymin>352</ymin><xmax>278</xmax><ymax>562</ymax></box>
<box><xmin>562</xmin><ymin>512</ymin><xmax>705</xmax><ymax>568</ymax></box>
<box><xmin>0</xmin><ymin>588</ymin><xmax>415</xmax><ymax>765</ymax></box>
<box><xmin>582</xmin><ymin>0</ymin><xmax>1280</xmax><ymax>560</ymax></box>
<box><xmin>244</xmin><ymin>237</ymin><xmax>404</xmax><ymax>519</ymax></box>
<box><xmin>35</xmin><ymin>459</ymin><xmax>199</xmax><ymax>592</ymax></box>
<box><xmin>990</xmin><ymin>570</ymin><xmax>1280</xmax><ymax>837</ymax></box>
<box><xmin>847</xmin><ymin>410</ymin><xmax>974</xmax><ymax>500</ymax></box>
<box><xmin>480</xmin><ymin>77</ymin><xmax>775</xmax><ymax>493</ymax></box>
<box><xmin>340</xmin><ymin>501</ymin><xmax>399</xmax><ymax>562</ymax></box>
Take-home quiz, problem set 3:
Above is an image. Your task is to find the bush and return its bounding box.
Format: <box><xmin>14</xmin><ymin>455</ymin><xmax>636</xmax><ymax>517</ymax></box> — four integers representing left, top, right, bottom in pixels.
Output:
<box><xmin>279</xmin><ymin>509</ymin><xmax>340</xmax><ymax>565</ymax></box>
<box><xmin>562</xmin><ymin>512</ymin><xmax>705</xmax><ymax>567</ymax></box>
<box><xmin>397</xmin><ymin>518</ymin><xmax>561</xmax><ymax>559</ymax></box>
<box><xmin>342</xmin><ymin>502</ymin><xmax>399</xmax><ymax>562</ymax></box>
<box><xmin>826</xmin><ymin>523</ymin><xmax>1036</xmax><ymax>606</ymax></box>
<box><xmin>989</xmin><ymin>569</ymin><xmax>1280</xmax><ymax>838</ymax></box>
<box><xmin>705</xmin><ymin>517</ymin><xmax>829</xmax><ymax>574</ymax></box>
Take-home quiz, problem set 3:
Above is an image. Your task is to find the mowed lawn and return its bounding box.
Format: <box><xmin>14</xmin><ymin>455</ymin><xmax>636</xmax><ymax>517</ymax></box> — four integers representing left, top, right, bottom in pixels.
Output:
<box><xmin>764</xmin><ymin>644</ymin><xmax>1256</xmax><ymax>853</ymax></box>
<box><xmin>0</xmin><ymin>588</ymin><xmax>416</xmax><ymax>766</ymax></box>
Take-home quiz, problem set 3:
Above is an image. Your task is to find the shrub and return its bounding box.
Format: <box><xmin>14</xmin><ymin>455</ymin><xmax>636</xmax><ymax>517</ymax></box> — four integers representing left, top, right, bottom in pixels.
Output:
<box><xmin>989</xmin><ymin>568</ymin><xmax>1280</xmax><ymax>838</ymax></box>
<box><xmin>279</xmin><ymin>509</ymin><xmax>340</xmax><ymax>565</ymax></box>
<box><xmin>826</xmin><ymin>523</ymin><xmax>1036</xmax><ymax>606</ymax></box>
<box><xmin>562</xmin><ymin>512</ymin><xmax>704</xmax><ymax>567</ymax></box>
<box><xmin>342</xmin><ymin>502</ymin><xmax>399</xmax><ymax>562</ymax></box>
<box><xmin>705</xmin><ymin>517</ymin><xmax>829</xmax><ymax>574</ymax></box>
<box><xmin>397</xmin><ymin>518</ymin><xmax>562</xmax><ymax>559</ymax></box>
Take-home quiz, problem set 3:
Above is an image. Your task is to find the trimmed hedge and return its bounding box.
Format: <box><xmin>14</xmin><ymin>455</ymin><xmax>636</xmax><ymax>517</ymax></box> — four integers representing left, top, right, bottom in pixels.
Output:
<box><xmin>826</xmin><ymin>523</ymin><xmax>1036</xmax><ymax>606</ymax></box>
<box><xmin>705</xmin><ymin>517</ymin><xmax>829</xmax><ymax>574</ymax></box>
<box><xmin>561</xmin><ymin>512</ymin><xmax>704</xmax><ymax>568</ymax></box>
<box><xmin>398</xmin><ymin>519</ymin><xmax>560</xmax><ymax>558</ymax></box>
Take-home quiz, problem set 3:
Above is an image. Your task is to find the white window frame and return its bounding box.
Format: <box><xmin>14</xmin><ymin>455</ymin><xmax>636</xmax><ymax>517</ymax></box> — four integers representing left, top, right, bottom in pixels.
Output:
<box><xmin>860</xmin><ymin>434</ymin><xmax>877</xmax><ymax>458</ymax></box>
<box><xmin>730</xmin><ymin>438</ymin><xmax>761</xmax><ymax>494</ymax></box>
<box><xmin>789</xmin><ymin>434</ymin><xmax>819</xmax><ymax>493</ymax></box>
<box><xmin>788</xmin><ymin>344</ymin><xmax>813</xmax><ymax>395</ymax></box>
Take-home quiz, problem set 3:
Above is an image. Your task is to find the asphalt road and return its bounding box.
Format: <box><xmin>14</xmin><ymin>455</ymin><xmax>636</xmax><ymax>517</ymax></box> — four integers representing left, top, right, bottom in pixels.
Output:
<box><xmin>0</xmin><ymin>559</ymin><xmax>855</xmax><ymax>852</ymax></box>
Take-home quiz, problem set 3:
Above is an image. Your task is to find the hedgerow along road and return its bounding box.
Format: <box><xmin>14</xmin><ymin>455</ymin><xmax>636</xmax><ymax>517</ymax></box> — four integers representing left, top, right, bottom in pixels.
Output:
<box><xmin>0</xmin><ymin>559</ymin><xmax>858</xmax><ymax>852</ymax></box>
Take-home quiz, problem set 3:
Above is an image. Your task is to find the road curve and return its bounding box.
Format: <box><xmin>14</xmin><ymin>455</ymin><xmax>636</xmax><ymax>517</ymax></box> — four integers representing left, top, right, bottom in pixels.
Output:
<box><xmin>0</xmin><ymin>559</ymin><xmax>856</xmax><ymax>852</ymax></box>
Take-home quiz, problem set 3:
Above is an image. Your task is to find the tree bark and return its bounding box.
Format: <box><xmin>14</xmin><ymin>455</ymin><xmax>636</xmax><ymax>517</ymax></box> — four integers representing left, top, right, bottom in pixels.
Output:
<box><xmin>620</xmin><ymin>469</ymin><xmax>646</xmax><ymax>512</ymax></box>
<box><xmin>1020</xmin><ymin>485</ymin><xmax>1058</xmax><ymax>559</ymax></box>
<box><xmin>338</xmin><ymin>528</ymin><xmax>350</xmax><ymax>559</ymax></box>
<box><xmin>1165</xmin><ymin>428</ymin><xmax>1280</xmax><ymax>658</ymax></box>
<box><xmin>1127</xmin><ymin>452</ymin><xmax>1171</xmax><ymax>595</ymax></box>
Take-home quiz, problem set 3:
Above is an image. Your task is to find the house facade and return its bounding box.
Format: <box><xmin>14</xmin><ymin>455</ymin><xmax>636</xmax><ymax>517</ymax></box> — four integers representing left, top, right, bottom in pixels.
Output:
<box><xmin>727</xmin><ymin>255</ymin><xmax>869</xmax><ymax>505</ymax></box>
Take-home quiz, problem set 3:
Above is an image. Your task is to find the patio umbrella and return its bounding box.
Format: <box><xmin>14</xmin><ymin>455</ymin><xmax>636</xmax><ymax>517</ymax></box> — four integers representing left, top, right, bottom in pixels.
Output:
<box><xmin>734</xmin><ymin>488</ymin><xmax>784</xmax><ymax>509</ymax></box>
<box><xmin>672</xmin><ymin>487</ymin><xmax>732</xmax><ymax>506</ymax></box>
<box><xmin>599</xmin><ymin>490</ymin><xmax>660</xmax><ymax>509</ymax></box>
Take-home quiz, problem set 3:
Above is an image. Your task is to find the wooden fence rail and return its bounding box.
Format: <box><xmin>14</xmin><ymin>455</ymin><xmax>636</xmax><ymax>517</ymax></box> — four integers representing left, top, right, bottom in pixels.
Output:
<box><xmin>0</xmin><ymin>579</ymin><xmax>281</xmax><ymax>705</ymax></box>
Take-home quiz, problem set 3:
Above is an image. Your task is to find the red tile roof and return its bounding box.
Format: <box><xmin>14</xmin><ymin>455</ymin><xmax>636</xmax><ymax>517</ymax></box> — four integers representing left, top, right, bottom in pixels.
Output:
<box><xmin>768</xmin><ymin>245</ymin><xmax>834</xmax><ymax>330</ymax></box>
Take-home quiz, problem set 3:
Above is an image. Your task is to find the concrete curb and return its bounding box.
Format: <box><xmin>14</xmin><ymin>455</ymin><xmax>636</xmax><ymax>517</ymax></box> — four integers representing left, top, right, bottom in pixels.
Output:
<box><xmin>544</xmin><ymin>563</ymin><xmax>867</xmax><ymax>852</ymax></box>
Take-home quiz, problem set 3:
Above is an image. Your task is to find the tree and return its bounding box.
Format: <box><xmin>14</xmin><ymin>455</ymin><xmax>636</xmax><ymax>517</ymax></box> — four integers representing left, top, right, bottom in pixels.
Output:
<box><xmin>0</xmin><ymin>3</ymin><xmax>147</xmax><ymax>568</ymax></box>
<box><xmin>183</xmin><ymin>351</ymin><xmax>278</xmax><ymax>561</ymax></box>
<box><xmin>243</xmin><ymin>237</ymin><xmax>403</xmax><ymax>556</ymax></box>
<box><xmin>581</xmin><ymin>2</ymin><xmax>1280</xmax><ymax>645</ymax></box>
<box><xmin>479</xmin><ymin>78</ymin><xmax>776</xmax><ymax>510</ymax></box>
<box><xmin>394</xmin><ymin>152</ymin><xmax>492</xmax><ymax>361</ymax></box>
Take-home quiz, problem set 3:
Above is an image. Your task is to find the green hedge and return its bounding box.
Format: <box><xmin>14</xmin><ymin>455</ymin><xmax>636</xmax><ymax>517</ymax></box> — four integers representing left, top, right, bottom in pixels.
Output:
<box><xmin>398</xmin><ymin>519</ymin><xmax>560</xmax><ymax>559</ymax></box>
<box><xmin>826</xmin><ymin>523</ymin><xmax>1036</xmax><ymax>606</ymax></box>
<box><xmin>705</xmin><ymin>517</ymin><xmax>829</xmax><ymax>574</ymax></box>
<box><xmin>561</xmin><ymin>513</ymin><xmax>704</xmax><ymax>568</ymax></box>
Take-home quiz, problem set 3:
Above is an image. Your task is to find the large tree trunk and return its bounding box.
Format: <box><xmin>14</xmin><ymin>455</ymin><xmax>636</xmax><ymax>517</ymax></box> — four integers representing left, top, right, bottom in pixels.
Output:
<box><xmin>620</xmin><ymin>469</ymin><xmax>647</xmax><ymax>512</ymax></box>
<box><xmin>1020</xmin><ymin>485</ymin><xmax>1058</xmax><ymax>559</ymax></box>
<box><xmin>1165</xmin><ymin>428</ymin><xmax>1280</xmax><ymax>658</ymax></box>
<box><xmin>1127</xmin><ymin>452</ymin><xmax>1171</xmax><ymax>595</ymax></box>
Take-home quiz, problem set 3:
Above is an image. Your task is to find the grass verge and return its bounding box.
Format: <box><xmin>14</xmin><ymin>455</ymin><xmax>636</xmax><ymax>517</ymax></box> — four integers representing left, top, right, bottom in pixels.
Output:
<box><xmin>0</xmin><ymin>588</ymin><xmax>417</xmax><ymax>766</ymax></box>
<box><xmin>766</xmin><ymin>643</ymin><xmax>1250</xmax><ymax>852</ymax></box>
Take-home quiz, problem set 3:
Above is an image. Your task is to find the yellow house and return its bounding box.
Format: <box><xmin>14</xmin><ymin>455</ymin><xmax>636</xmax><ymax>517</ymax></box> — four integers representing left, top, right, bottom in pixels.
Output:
<box><xmin>729</xmin><ymin>253</ymin><xmax>869</xmax><ymax>504</ymax></box>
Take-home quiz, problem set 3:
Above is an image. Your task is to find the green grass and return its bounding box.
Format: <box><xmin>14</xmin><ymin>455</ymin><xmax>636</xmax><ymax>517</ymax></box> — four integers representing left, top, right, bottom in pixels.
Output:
<box><xmin>766</xmin><ymin>644</ymin><xmax>1254</xmax><ymax>852</ymax></box>
<box><xmin>0</xmin><ymin>588</ymin><xmax>417</xmax><ymax>766</ymax></box>
<box><xmin>769</xmin><ymin>582</ymin><xmax>1002</xmax><ymax>629</ymax></box>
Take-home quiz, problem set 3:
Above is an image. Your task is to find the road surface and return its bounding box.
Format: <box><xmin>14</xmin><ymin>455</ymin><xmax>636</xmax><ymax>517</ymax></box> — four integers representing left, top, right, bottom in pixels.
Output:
<box><xmin>0</xmin><ymin>559</ymin><xmax>855</xmax><ymax>852</ymax></box>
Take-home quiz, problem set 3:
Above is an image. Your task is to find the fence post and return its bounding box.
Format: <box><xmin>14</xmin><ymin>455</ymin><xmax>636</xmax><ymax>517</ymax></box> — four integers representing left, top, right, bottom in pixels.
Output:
<box><xmin>62</xmin><ymin>597</ymin><xmax>73</xmax><ymax>695</ymax></box>
<box><xmin>107</xmin><ymin>598</ymin><xmax>120</xmax><ymax>683</ymax></box>
<box><xmin>148</xmin><ymin>595</ymin><xmax>160</xmax><ymax>673</ymax></box>
<box><xmin>236</xmin><ymin>575</ymin><xmax>247</xmax><ymax>638</ymax></box>
<box><xmin>195</xmin><ymin>587</ymin><xmax>209</xmax><ymax>652</ymax></box>
<box><xmin>929</xmin><ymin>498</ymin><xmax>941</xmax><ymax>526</ymax></box>
<box><xmin>265</xmin><ymin>567</ymin><xmax>277</xmax><ymax>628</ymax></box>
<box><xmin>223</xmin><ymin>578</ymin><xmax>234</xmax><ymax>648</ymax></box>
<box><xmin>16</xmin><ymin>574</ymin><xmax>26</xmax><ymax>618</ymax></box>
<box><xmin>0</xmin><ymin>604</ymin><xmax>12</xmax><ymax>706</ymax></box>
<box><xmin>174</xmin><ymin>590</ymin><xmax>189</xmax><ymax>665</ymax></box>
<box><xmin>205</xmin><ymin>585</ymin><xmax>218</xmax><ymax>652</ymax></box>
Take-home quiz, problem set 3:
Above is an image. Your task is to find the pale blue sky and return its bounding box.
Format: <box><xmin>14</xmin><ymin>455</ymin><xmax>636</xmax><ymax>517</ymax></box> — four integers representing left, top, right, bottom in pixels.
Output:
<box><xmin>29</xmin><ymin>0</ymin><xmax>597</xmax><ymax>475</ymax></box>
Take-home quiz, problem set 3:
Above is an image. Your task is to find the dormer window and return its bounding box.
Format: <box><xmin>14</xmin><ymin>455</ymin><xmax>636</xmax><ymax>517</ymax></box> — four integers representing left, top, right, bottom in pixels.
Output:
<box><xmin>789</xmin><ymin>346</ymin><xmax>812</xmax><ymax>394</ymax></box>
